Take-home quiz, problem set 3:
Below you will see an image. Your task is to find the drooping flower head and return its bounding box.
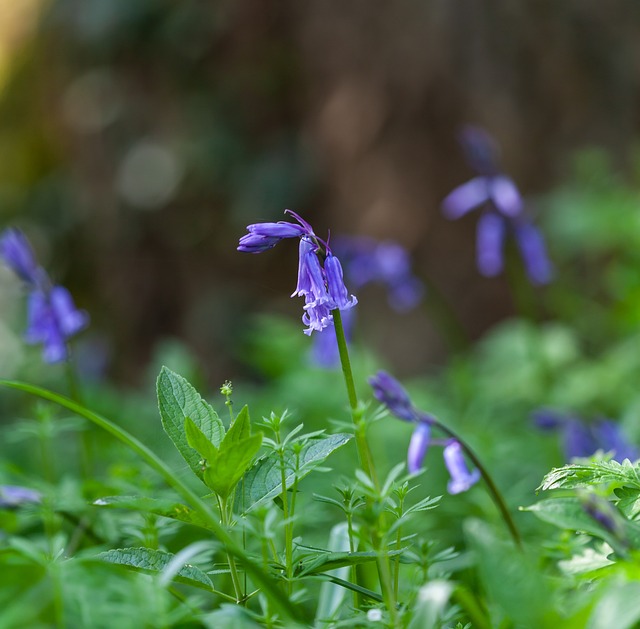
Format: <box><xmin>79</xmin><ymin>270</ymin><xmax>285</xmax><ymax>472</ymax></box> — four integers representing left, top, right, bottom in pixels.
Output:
<box><xmin>238</xmin><ymin>210</ymin><xmax>357</xmax><ymax>335</ymax></box>
<box><xmin>0</xmin><ymin>227</ymin><xmax>89</xmax><ymax>363</ymax></box>
<box><xmin>443</xmin><ymin>440</ymin><xmax>481</xmax><ymax>494</ymax></box>
<box><xmin>442</xmin><ymin>125</ymin><xmax>553</xmax><ymax>285</ymax></box>
<box><xmin>368</xmin><ymin>370</ymin><xmax>480</xmax><ymax>494</ymax></box>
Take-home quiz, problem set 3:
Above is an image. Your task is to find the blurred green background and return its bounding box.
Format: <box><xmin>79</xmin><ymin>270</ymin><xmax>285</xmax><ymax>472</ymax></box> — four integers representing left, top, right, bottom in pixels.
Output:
<box><xmin>0</xmin><ymin>0</ymin><xmax>639</xmax><ymax>385</ymax></box>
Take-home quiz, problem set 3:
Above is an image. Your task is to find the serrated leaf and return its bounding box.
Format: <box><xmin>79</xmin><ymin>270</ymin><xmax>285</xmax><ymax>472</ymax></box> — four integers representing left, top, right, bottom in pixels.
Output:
<box><xmin>205</xmin><ymin>433</ymin><xmax>263</xmax><ymax>499</ymax></box>
<box><xmin>98</xmin><ymin>547</ymin><xmax>213</xmax><ymax>590</ymax></box>
<box><xmin>236</xmin><ymin>434</ymin><xmax>352</xmax><ymax>512</ymax></box>
<box><xmin>538</xmin><ymin>459</ymin><xmax>640</xmax><ymax>493</ymax></box>
<box><xmin>157</xmin><ymin>367</ymin><xmax>224</xmax><ymax>481</ymax></box>
<box><xmin>227</xmin><ymin>406</ymin><xmax>251</xmax><ymax>445</ymax></box>
<box><xmin>614</xmin><ymin>486</ymin><xmax>640</xmax><ymax>520</ymax></box>
<box><xmin>524</xmin><ymin>497</ymin><xmax>640</xmax><ymax>552</ymax></box>
<box><xmin>92</xmin><ymin>496</ymin><xmax>211</xmax><ymax>530</ymax></box>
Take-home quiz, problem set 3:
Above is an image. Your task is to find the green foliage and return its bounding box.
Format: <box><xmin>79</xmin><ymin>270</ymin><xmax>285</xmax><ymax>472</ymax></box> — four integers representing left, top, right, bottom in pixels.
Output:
<box><xmin>99</xmin><ymin>547</ymin><xmax>214</xmax><ymax>590</ymax></box>
<box><xmin>157</xmin><ymin>366</ymin><xmax>225</xmax><ymax>483</ymax></box>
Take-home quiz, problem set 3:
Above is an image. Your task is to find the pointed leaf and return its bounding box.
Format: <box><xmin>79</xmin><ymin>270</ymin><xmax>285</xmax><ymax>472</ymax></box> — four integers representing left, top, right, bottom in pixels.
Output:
<box><xmin>206</xmin><ymin>433</ymin><xmax>263</xmax><ymax>499</ymax></box>
<box><xmin>237</xmin><ymin>433</ymin><xmax>352</xmax><ymax>512</ymax></box>
<box><xmin>157</xmin><ymin>367</ymin><xmax>224</xmax><ymax>481</ymax></box>
<box><xmin>98</xmin><ymin>547</ymin><xmax>213</xmax><ymax>591</ymax></box>
<box><xmin>226</xmin><ymin>405</ymin><xmax>251</xmax><ymax>445</ymax></box>
<box><xmin>185</xmin><ymin>416</ymin><xmax>219</xmax><ymax>463</ymax></box>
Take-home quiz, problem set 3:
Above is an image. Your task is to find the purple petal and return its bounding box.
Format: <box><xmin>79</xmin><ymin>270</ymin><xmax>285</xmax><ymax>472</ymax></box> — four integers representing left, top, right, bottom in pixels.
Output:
<box><xmin>513</xmin><ymin>221</ymin><xmax>553</xmax><ymax>285</ymax></box>
<box><xmin>476</xmin><ymin>212</ymin><xmax>505</xmax><ymax>277</ymax></box>
<box><xmin>592</xmin><ymin>420</ymin><xmax>639</xmax><ymax>462</ymax></box>
<box><xmin>324</xmin><ymin>253</ymin><xmax>357</xmax><ymax>311</ymax></box>
<box><xmin>489</xmin><ymin>176</ymin><xmax>523</xmax><ymax>217</ymax></box>
<box><xmin>563</xmin><ymin>419</ymin><xmax>598</xmax><ymax>460</ymax></box>
<box><xmin>0</xmin><ymin>485</ymin><xmax>42</xmax><ymax>508</ymax></box>
<box><xmin>0</xmin><ymin>228</ymin><xmax>42</xmax><ymax>286</ymax></box>
<box><xmin>407</xmin><ymin>421</ymin><xmax>431</xmax><ymax>474</ymax></box>
<box><xmin>443</xmin><ymin>440</ymin><xmax>480</xmax><ymax>494</ymax></box>
<box><xmin>50</xmin><ymin>286</ymin><xmax>89</xmax><ymax>337</ymax></box>
<box><xmin>368</xmin><ymin>371</ymin><xmax>417</xmax><ymax>422</ymax></box>
<box><xmin>458</xmin><ymin>126</ymin><xmax>501</xmax><ymax>177</ymax></box>
<box><xmin>442</xmin><ymin>177</ymin><xmax>491</xmax><ymax>219</ymax></box>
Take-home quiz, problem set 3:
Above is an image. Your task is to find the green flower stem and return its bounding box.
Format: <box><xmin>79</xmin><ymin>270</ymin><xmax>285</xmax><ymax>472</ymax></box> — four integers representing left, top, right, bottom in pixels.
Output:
<box><xmin>332</xmin><ymin>309</ymin><xmax>378</xmax><ymax>489</ymax></box>
<box><xmin>64</xmin><ymin>355</ymin><xmax>93</xmax><ymax>480</ymax></box>
<box><xmin>219</xmin><ymin>495</ymin><xmax>244</xmax><ymax>602</ymax></box>
<box><xmin>433</xmin><ymin>419</ymin><xmax>522</xmax><ymax>549</ymax></box>
<box><xmin>275</xmin><ymin>430</ymin><xmax>294</xmax><ymax>595</ymax></box>
<box><xmin>332</xmin><ymin>310</ymin><xmax>397</xmax><ymax>625</ymax></box>
<box><xmin>0</xmin><ymin>380</ymin><xmax>303</xmax><ymax>625</ymax></box>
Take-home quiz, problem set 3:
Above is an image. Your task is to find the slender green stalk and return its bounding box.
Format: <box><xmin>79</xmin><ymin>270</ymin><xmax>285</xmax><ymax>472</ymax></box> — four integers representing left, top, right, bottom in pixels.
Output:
<box><xmin>332</xmin><ymin>309</ymin><xmax>378</xmax><ymax>489</ymax></box>
<box><xmin>0</xmin><ymin>380</ymin><xmax>303</xmax><ymax>624</ymax></box>
<box><xmin>275</xmin><ymin>430</ymin><xmax>294</xmax><ymax>594</ymax></box>
<box><xmin>64</xmin><ymin>356</ymin><xmax>93</xmax><ymax>480</ymax></box>
<box><xmin>433</xmin><ymin>419</ymin><xmax>522</xmax><ymax>549</ymax></box>
<box><xmin>332</xmin><ymin>310</ymin><xmax>397</xmax><ymax>625</ymax></box>
<box><xmin>219</xmin><ymin>495</ymin><xmax>244</xmax><ymax>602</ymax></box>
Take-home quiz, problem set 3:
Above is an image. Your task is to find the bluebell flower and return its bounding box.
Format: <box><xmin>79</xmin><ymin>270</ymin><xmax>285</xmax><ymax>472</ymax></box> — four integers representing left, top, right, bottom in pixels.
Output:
<box><xmin>0</xmin><ymin>228</ymin><xmax>89</xmax><ymax>363</ymax></box>
<box><xmin>0</xmin><ymin>228</ymin><xmax>46</xmax><ymax>287</ymax></box>
<box><xmin>369</xmin><ymin>370</ymin><xmax>480</xmax><ymax>494</ymax></box>
<box><xmin>239</xmin><ymin>211</ymin><xmax>357</xmax><ymax>336</ymax></box>
<box><xmin>237</xmin><ymin>221</ymin><xmax>307</xmax><ymax>253</ymax></box>
<box><xmin>0</xmin><ymin>485</ymin><xmax>42</xmax><ymax>508</ymax></box>
<box><xmin>25</xmin><ymin>287</ymin><xmax>90</xmax><ymax>363</ymax></box>
<box><xmin>443</xmin><ymin>440</ymin><xmax>481</xmax><ymax>494</ymax></box>
<box><xmin>368</xmin><ymin>370</ymin><xmax>419</xmax><ymax>422</ymax></box>
<box><xmin>407</xmin><ymin>420</ymin><xmax>431</xmax><ymax>474</ymax></box>
<box><xmin>333</xmin><ymin>237</ymin><xmax>424</xmax><ymax>312</ymax></box>
<box><xmin>533</xmin><ymin>409</ymin><xmax>639</xmax><ymax>462</ymax></box>
<box><xmin>442</xmin><ymin>125</ymin><xmax>552</xmax><ymax>285</ymax></box>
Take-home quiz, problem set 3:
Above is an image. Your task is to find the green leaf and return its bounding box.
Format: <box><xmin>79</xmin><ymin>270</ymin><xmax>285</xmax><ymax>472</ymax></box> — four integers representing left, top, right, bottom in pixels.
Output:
<box><xmin>227</xmin><ymin>405</ymin><xmax>251</xmax><ymax>445</ymax></box>
<box><xmin>297</xmin><ymin>549</ymin><xmax>402</xmax><ymax>577</ymax></box>
<box><xmin>538</xmin><ymin>459</ymin><xmax>640</xmax><ymax>493</ymax></box>
<box><xmin>524</xmin><ymin>497</ymin><xmax>640</xmax><ymax>552</ymax></box>
<box><xmin>206</xmin><ymin>433</ymin><xmax>264</xmax><ymax>499</ymax></box>
<box><xmin>98</xmin><ymin>547</ymin><xmax>213</xmax><ymax>591</ymax></box>
<box><xmin>157</xmin><ymin>367</ymin><xmax>224</xmax><ymax>481</ymax></box>
<box><xmin>464</xmin><ymin>519</ymin><xmax>561</xmax><ymax>627</ymax></box>
<box><xmin>237</xmin><ymin>433</ymin><xmax>352</xmax><ymax>512</ymax></box>
<box><xmin>588</xmin><ymin>581</ymin><xmax>640</xmax><ymax>629</ymax></box>
<box><xmin>92</xmin><ymin>495</ymin><xmax>212</xmax><ymax>530</ymax></box>
<box><xmin>185</xmin><ymin>416</ymin><xmax>219</xmax><ymax>463</ymax></box>
<box><xmin>614</xmin><ymin>486</ymin><xmax>640</xmax><ymax>519</ymax></box>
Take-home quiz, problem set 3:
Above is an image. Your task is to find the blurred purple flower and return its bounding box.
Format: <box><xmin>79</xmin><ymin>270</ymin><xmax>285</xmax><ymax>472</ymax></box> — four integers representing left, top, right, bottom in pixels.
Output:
<box><xmin>443</xmin><ymin>440</ymin><xmax>481</xmax><ymax>494</ymax></box>
<box><xmin>533</xmin><ymin>409</ymin><xmax>639</xmax><ymax>462</ymax></box>
<box><xmin>442</xmin><ymin>126</ymin><xmax>553</xmax><ymax>285</ymax></box>
<box><xmin>369</xmin><ymin>370</ymin><xmax>419</xmax><ymax>422</ymax></box>
<box><xmin>25</xmin><ymin>287</ymin><xmax>90</xmax><ymax>363</ymax></box>
<box><xmin>238</xmin><ymin>211</ymin><xmax>357</xmax><ymax>335</ymax></box>
<box><xmin>0</xmin><ymin>485</ymin><xmax>42</xmax><ymax>508</ymax></box>
<box><xmin>369</xmin><ymin>370</ymin><xmax>479</xmax><ymax>493</ymax></box>
<box><xmin>0</xmin><ymin>228</ymin><xmax>45</xmax><ymax>287</ymax></box>
<box><xmin>334</xmin><ymin>237</ymin><xmax>424</xmax><ymax>312</ymax></box>
<box><xmin>0</xmin><ymin>228</ymin><xmax>89</xmax><ymax>363</ymax></box>
<box><xmin>407</xmin><ymin>420</ymin><xmax>431</xmax><ymax>474</ymax></box>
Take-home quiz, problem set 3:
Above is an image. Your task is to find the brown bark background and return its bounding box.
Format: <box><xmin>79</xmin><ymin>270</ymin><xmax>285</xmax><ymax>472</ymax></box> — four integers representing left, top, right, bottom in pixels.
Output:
<box><xmin>0</xmin><ymin>0</ymin><xmax>638</xmax><ymax>381</ymax></box>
